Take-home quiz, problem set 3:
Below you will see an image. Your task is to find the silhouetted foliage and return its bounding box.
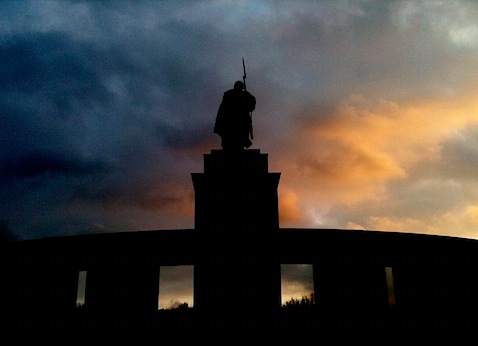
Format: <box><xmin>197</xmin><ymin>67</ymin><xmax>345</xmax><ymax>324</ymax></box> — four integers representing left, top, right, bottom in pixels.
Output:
<box><xmin>170</xmin><ymin>302</ymin><xmax>190</xmax><ymax>310</ymax></box>
<box><xmin>159</xmin><ymin>302</ymin><xmax>191</xmax><ymax>313</ymax></box>
<box><xmin>282</xmin><ymin>292</ymin><xmax>315</xmax><ymax>310</ymax></box>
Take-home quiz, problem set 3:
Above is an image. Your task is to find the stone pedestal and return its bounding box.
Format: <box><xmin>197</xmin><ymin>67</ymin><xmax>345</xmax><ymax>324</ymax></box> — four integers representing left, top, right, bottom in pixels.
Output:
<box><xmin>192</xmin><ymin>149</ymin><xmax>281</xmax><ymax>322</ymax></box>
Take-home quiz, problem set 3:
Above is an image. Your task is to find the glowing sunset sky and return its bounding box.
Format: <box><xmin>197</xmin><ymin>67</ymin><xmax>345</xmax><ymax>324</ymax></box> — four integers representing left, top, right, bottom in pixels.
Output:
<box><xmin>1</xmin><ymin>0</ymin><xmax>478</xmax><ymax>242</ymax></box>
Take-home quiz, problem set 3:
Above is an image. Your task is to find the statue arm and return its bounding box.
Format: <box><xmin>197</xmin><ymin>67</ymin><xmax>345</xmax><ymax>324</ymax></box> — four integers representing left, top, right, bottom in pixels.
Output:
<box><xmin>247</xmin><ymin>92</ymin><xmax>256</xmax><ymax>112</ymax></box>
<box><xmin>214</xmin><ymin>94</ymin><xmax>228</xmax><ymax>135</ymax></box>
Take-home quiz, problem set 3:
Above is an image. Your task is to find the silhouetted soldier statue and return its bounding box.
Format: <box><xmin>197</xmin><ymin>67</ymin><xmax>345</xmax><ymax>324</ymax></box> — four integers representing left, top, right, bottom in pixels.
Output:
<box><xmin>214</xmin><ymin>81</ymin><xmax>256</xmax><ymax>150</ymax></box>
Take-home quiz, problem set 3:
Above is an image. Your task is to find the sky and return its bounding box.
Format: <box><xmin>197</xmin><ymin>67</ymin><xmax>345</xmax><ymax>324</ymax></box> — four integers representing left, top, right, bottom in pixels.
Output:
<box><xmin>2</xmin><ymin>0</ymin><xmax>478</xmax><ymax>245</ymax></box>
<box><xmin>3</xmin><ymin>0</ymin><xmax>478</xmax><ymax>307</ymax></box>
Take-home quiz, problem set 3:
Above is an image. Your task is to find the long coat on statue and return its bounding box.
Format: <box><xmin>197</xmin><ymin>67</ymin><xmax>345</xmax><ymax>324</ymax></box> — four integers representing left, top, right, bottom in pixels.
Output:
<box><xmin>214</xmin><ymin>88</ymin><xmax>256</xmax><ymax>150</ymax></box>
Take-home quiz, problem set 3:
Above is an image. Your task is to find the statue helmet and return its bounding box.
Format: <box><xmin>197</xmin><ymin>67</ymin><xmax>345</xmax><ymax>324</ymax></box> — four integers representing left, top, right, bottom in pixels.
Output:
<box><xmin>234</xmin><ymin>80</ymin><xmax>244</xmax><ymax>90</ymax></box>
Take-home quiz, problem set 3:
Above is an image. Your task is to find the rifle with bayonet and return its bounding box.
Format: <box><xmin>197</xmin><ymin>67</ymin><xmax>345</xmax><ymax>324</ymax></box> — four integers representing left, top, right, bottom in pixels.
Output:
<box><xmin>242</xmin><ymin>57</ymin><xmax>253</xmax><ymax>140</ymax></box>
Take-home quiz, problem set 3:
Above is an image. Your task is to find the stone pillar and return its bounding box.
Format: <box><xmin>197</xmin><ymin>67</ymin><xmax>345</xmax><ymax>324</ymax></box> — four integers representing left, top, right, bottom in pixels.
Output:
<box><xmin>192</xmin><ymin>149</ymin><xmax>281</xmax><ymax>328</ymax></box>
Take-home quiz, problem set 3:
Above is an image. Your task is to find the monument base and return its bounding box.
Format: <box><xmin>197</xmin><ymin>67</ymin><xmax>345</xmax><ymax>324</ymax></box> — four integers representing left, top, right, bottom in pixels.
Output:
<box><xmin>192</xmin><ymin>149</ymin><xmax>281</xmax><ymax>316</ymax></box>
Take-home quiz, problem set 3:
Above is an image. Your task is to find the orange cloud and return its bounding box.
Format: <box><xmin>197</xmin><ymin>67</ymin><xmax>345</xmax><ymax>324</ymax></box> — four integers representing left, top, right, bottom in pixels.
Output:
<box><xmin>466</xmin><ymin>205</ymin><xmax>478</xmax><ymax>221</ymax></box>
<box><xmin>276</xmin><ymin>92</ymin><xmax>478</xmax><ymax>231</ymax></box>
<box><xmin>278</xmin><ymin>188</ymin><xmax>301</xmax><ymax>225</ymax></box>
<box><xmin>306</xmin><ymin>93</ymin><xmax>478</xmax><ymax>169</ymax></box>
<box><xmin>362</xmin><ymin>204</ymin><xmax>478</xmax><ymax>240</ymax></box>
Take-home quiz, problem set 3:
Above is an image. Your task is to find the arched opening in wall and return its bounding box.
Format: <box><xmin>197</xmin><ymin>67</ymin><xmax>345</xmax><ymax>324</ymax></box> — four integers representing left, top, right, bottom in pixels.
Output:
<box><xmin>76</xmin><ymin>270</ymin><xmax>87</xmax><ymax>308</ymax></box>
<box><xmin>158</xmin><ymin>265</ymin><xmax>194</xmax><ymax>310</ymax></box>
<box><xmin>280</xmin><ymin>264</ymin><xmax>315</xmax><ymax>307</ymax></box>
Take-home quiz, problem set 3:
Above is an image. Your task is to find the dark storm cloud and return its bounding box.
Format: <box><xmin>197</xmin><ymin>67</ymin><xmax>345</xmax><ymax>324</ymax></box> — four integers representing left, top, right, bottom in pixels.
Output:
<box><xmin>0</xmin><ymin>31</ymin><xmax>114</xmax><ymax>162</ymax></box>
<box><xmin>156</xmin><ymin>122</ymin><xmax>213</xmax><ymax>149</ymax></box>
<box><xmin>0</xmin><ymin>12</ymin><xmax>225</xmax><ymax>238</ymax></box>
<box><xmin>0</xmin><ymin>220</ymin><xmax>18</xmax><ymax>243</ymax></box>
<box><xmin>0</xmin><ymin>151</ymin><xmax>109</xmax><ymax>182</ymax></box>
<box><xmin>0</xmin><ymin>21</ymin><xmax>223</xmax><ymax>152</ymax></box>
<box><xmin>0</xmin><ymin>0</ymin><xmax>247</xmax><ymax>240</ymax></box>
<box><xmin>0</xmin><ymin>32</ymin><xmax>106</xmax><ymax>102</ymax></box>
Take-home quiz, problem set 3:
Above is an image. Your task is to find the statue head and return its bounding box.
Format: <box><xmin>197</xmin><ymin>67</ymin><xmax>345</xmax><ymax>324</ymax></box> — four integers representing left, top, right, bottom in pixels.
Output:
<box><xmin>234</xmin><ymin>80</ymin><xmax>244</xmax><ymax>91</ymax></box>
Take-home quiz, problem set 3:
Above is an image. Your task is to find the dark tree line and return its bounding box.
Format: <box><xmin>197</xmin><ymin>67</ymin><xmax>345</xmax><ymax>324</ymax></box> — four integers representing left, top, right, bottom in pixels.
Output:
<box><xmin>282</xmin><ymin>292</ymin><xmax>315</xmax><ymax>310</ymax></box>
